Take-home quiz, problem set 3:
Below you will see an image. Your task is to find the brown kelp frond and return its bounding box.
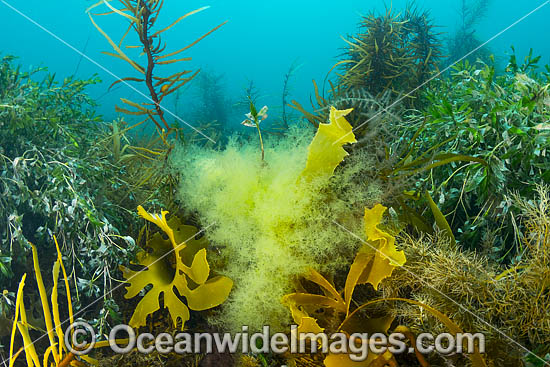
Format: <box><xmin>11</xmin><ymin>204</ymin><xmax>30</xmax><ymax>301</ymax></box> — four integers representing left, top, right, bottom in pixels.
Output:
<box><xmin>87</xmin><ymin>12</ymin><xmax>145</xmax><ymax>74</ymax></box>
<box><xmin>290</xmin><ymin>80</ymin><xmax>332</xmax><ymax>127</ymax></box>
<box><xmin>88</xmin><ymin>1</ymin><xmax>226</xmax><ymax>135</ymax></box>
<box><xmin>156</xmin><ymin>19</ymin><xmax>227</xmax><ymax>61</ymax></box>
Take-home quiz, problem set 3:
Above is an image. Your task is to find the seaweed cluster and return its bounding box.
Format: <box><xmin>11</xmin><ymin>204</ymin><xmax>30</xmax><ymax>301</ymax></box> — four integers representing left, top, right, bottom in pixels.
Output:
<box><xmin>402</xmin><ymin>52</ymin><xmax>550</xmax><ymax>259</ymax></box>
<box><xmin>284</xmin><ymin>4</ymin><xmax>550</xmax><ymax>366</ymax></box>
<box><xmin>291</xmin><ymin>4</ymin><xmax>442</xmax><ymax>148</ymax></box>
<box><xmin>339</xmin><ymin>6</ymin><xmax>442</xmax><ymax>106</ymax></box>
<box><xmin>88</xmin><ymin>0</ymin><xmax>225</xmax><ymax>135</ymax></box>
<box><xmin>186</xmin><ymin>70</ymin><xmax>230</xmax><ymax>142</ymax></box>
<box><xmin>7</xmin><ymin>238</ymin><xmax>116</xmax><ymax>367</ymax></box>
<box><xmin>445</xmin><ymin>0</ymin><xmax>493</xmax><ymax>67</ymax></box>
<box><xmin>383</xmin><ymin>186</ymin><xmax>550</xmax><ymax>366</ymax></box>
<box><xmin>0</xmin><ymin>56</ymin><xmax>138</xmax><ymax>331</ymax></box>
<box><xmin>4</xmin><ymin>1</ymin><xmax>550</xmax><ymax>366</ymax></box>
<box><xmin>171</xmin><ymin>117</ymin><xmax>384</xmax><ymax>332</ymax></box>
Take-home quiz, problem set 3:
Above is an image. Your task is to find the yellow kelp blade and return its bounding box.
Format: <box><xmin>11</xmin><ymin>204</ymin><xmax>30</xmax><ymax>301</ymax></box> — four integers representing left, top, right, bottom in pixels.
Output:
<box><xmin>8</xmin><ymin>348</ymin><xmax>24</xmax><ymax>367</ymax></box>
<box><xmin>123</xmin><ymin>207</ymin><xmax>232</xmax><ymax>329</ymax></box>
<box><xmin>17</xmin><ymin>296</ymin><xmax>40</xmax><ymax>367</ymax></box>
<box><xmin>301</xmin><ymin>107</ymin><xmax>356</xmax><ymax>179</ymax></box>
<box><xmin>120</xmin><ymin>241</ymin><xmax>191</xmax><ymax>329</ymax></box>
<box><xmin>282</xmin><ymin>293</ymin><xmax>347</xmax><ymax>313</ymax></box>
<box><xmin>324</xmin><ymin>348</ymin><xmax>394</xmax><ymax>367</ymax></box>
<box><xmin>31</xmin><ymin>243</ymin><xmax>60</xmax><ymax>364</ymax></box>
<box><xmin>54</xmin><ymin>236</ymin><xmax>74</xmax><ymax>338</ymax></box>
<box><xmin>183</xmin><ymin>248</ymin><xmax>210</xmax><ymax>285</ymax></box>
<box><xmin>9</xmin><ymin>274</ymin><xmax>26</xmax><ymax>367</ymax></box>
<box><xmin>344</xmin><ymin>251</ymin><xmax>372</xmax><ymax>315</ymax></box>
<box><xmin>137</xmin><ymin>205</ymin><xmax>177</xmax><ymax>248</ymax></box>
<box><xmin>16</xmin><ymin>323</ymin><xmax>39</xmax><ymax>367</ymax></box>
<box><xmin>304</xmin><ymin>268</ymin><xmax>343</xmax><ymax>302</ymax></box>
<box><xmin>51</xmin><ymin>259</ymin><xmax>64</xmax><ymax>360</ymax></box>
<box><xmin>356</xmin><ymin>205</ymin><xmax>406</xmax><ymax>291</ymax></box>
<box><xmin>183</xmin><ymin>276</ymin><xmax>233</xmax><ymax>311</ymax></box>
<box><xmin>282</xmin><ymin>295</ymin><xmax>324</xmax><ymax>338</ymax></box>
<box><xmin>43</xmin><ymin>346</ymin><xmax>57</xmax><ymax>367</ymax></box>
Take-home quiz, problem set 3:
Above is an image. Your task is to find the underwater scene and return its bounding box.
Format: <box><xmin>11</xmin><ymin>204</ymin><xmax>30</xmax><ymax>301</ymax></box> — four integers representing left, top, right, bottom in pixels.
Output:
<box><xmin>1</xmin><ymin>0</ymin><xmax>550</xmax><ymax>366</ymax></box>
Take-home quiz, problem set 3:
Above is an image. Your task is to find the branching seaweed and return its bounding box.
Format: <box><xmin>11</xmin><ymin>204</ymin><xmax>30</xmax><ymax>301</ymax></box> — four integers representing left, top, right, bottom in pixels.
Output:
<box><xmin>87</xmin><ymin>0</ymin><xmax>226</xmax><ymax>135</ymax></box>
<box><xmin>337</xmin><ymin>4</ymin><xmax>442</xmax><ymax>106</ymax></box>
<box><xmin>281</xmin><ymin>60</ymin><xmax>302</xmax><ymax>129</ymax></box>
<box><xmin>446</xmin><ymin>0</ymin><xmax>492</xmax><ymax>66</ymax></box>
<box><xmin>383</xmin><ymin>186</ymin><xmax>550</xmax><ymax>365</ymax></box>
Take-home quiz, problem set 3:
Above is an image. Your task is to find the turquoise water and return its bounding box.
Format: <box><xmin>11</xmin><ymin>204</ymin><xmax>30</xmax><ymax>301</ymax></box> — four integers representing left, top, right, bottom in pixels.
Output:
<box><xmin>2</xmin><ymin>0</ymin><xmax>549</xmax><ymax>125</ymax></box>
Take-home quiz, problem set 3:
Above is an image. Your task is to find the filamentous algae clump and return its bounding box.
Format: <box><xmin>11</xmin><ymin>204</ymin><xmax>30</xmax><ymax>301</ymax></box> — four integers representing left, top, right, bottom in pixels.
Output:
<box><xmin>171</xmin><ymin>127</ymin><xmax>383</xmax><ymax>331</ymax></box>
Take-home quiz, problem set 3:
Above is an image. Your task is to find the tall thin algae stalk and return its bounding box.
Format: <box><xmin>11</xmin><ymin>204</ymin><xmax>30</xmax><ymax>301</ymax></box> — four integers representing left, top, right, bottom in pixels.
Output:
<box><xmin>87</xmin><ymin>0</ymin><xmax>226</xmax><ymax>137</ymax></box>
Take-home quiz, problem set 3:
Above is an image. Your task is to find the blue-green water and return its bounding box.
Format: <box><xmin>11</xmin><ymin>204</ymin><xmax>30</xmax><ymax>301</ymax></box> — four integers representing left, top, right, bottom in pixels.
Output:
<box><xmin>2</xmin><ymin>0</ymin><xmax>549</xmax><ymax>126</ymax></box>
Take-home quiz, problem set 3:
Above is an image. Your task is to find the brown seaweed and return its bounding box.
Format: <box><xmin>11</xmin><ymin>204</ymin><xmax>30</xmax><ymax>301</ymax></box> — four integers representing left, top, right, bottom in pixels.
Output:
<box><xmin>88</xmin><ymin>0</ymin><xmax>226</xmax><ymax>134</ymax></box>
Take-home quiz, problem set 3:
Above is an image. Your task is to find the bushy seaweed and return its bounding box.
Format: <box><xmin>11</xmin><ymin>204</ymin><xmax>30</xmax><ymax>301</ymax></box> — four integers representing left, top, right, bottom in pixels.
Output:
<box><xmin>383</xmin><ymin>186</ymin><xmax>550</xmax><ymax>366</ymax></box>
<box><xmin>4</xmin><ymin>1</ymin><xmax>550</xmax><ymax>366</ymax></box>
<box><xmin>0</xmin><ymin>56</ymin><xmax>139</xmax><ymax>347</ymax></box>
<box><xmin>87</xmin><ymin>0</ymin><xmax>226</xmax><ymax>134</ymax></box>
<box><xmin>446</xmin><ymin>0</ymin><xmax>493</xmax><ymax>67</ymax></box>
<box><xmin>339</xmin><ymin>5</ymin><xmax>442</xmax><ymax>106</ymax></box>
<box><xmin>398</xmin><ymin>51</ymin><xmax>550</xmax><ymax>260</ymax></box>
